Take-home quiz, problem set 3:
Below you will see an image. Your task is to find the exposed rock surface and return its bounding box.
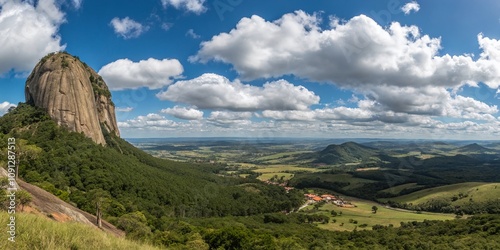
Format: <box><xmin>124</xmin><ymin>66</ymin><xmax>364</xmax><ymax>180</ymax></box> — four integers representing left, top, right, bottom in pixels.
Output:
<box><xmin>25</xmin><ymin>52</ymin><xmax>119</xmax><ymax>145</ymax></box>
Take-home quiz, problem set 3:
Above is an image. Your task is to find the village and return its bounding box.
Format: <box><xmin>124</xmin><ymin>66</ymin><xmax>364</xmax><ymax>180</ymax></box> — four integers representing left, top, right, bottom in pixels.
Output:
<box><xmin>263</xmin><ymin>180</ymin><xmax>356</xmax><ymax>208</ymax></box>
<box><xmin>303</xmin><ymin>193</ymin><xmax>356</xmax><ymax>208</ymax></box>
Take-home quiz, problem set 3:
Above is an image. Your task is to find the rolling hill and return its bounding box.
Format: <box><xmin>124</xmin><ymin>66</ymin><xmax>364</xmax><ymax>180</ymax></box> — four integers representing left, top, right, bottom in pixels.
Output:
<box><xmin>380</xmin><ymin>182</ymin><xmax>500</xmax><ymax>214</ymax></box>
<box><xmin>315</xmin><ymin>142</ymin><xmax>380</xmax><ymax>165</ymax></box>
<box><xmin>456</xmin><ymin>143</ymin><xmax>498</xmax><ymax>154</ymax></box>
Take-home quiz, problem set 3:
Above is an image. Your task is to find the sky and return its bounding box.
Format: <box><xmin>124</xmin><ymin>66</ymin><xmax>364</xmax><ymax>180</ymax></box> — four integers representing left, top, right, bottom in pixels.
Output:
<box><xmin>1</xmin><ymin>0</ymin><xmax>500</xmax><ymax>140</ymax></box>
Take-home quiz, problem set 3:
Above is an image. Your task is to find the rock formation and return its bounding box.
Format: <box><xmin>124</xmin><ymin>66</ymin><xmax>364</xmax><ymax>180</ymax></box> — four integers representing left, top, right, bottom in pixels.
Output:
<box><xmin>25</xmin><ymin>52</ymin><xmax>120</xmax><ymax>145</ymax></box>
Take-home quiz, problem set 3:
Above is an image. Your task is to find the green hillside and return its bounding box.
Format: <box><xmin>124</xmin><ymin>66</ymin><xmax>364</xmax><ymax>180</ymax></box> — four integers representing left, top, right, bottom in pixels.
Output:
<box><xmin>381</xmin><ymin>182</ymin><xmax>500</xmax><ymax>214</ymax></box>
<box><xmin>0</xmin><ymin>212</ymin><xmax>161</xmax><ymax>250</ymax></box>
<box><xmin>315</xmin><ymin>142</ymin><xmax>379</xmax><ymax>165</ymax></box>
<box><xmin>0</xmin><ymin>104</ymin><xmax>303</xmax><ymax>242</ymax></box>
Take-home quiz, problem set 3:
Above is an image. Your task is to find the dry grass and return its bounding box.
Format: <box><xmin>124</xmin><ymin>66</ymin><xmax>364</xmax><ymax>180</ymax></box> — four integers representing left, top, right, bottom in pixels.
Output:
<box><xmin>0</xmin><ymin>212</ymin><xmax>162</xmax><ymax>250</ymax></box>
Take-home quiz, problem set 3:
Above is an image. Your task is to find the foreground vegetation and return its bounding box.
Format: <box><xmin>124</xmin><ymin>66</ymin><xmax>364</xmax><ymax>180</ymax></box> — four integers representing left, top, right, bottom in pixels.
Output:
<box><xmin>0</xmin><ymin>212</ymin><xmax>160</xmax><ymax>250</ymax></box>
<box><xmin>0</xmin><ymin>104</ymin><xmax>303</xmax><ymax>245</ymax></box>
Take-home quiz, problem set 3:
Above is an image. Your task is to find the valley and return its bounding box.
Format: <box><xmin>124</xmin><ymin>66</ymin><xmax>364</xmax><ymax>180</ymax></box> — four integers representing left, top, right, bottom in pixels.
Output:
<box><xmin>132</xmin><ymin>137</ymin><xmax>500</xmax><ymax>230</ymax></box>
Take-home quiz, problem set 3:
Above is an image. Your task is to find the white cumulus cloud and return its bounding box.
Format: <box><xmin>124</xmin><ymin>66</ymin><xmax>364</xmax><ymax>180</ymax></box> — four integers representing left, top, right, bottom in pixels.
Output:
<box><xmin>192</xmin><ymin>11</ymin><xmax>500</xmax><ymax>89</ymax></box>
<box><xmin>110</xmin><ymin>17</ymin><xmax>147</xmax><ymax>39</ymax></box>
<box><xmin>161</xmin><ymin>106</ymin><xmax>204</xmax><ymax>120</ymax></box>
<box><xmin>207</xmin><ymin>111</ymin><xmax>253</xmax><ymax>126</ymax></box>
<box><xmin>98</xmin><ymin>58</ymin><xmax>184</xmax><ymax>90</ymax></box>
<box><xmin>156</xmin><ymin>73</ymin><xmax>320</xmax><ymax>111</ymax></box>
<box><xmin>161</xmin><ymin>0</ymin><xmax>206</xmax><ymax>14</ymax></box>
<box><xmin>401</xmin><ymin>1</ymin><xmax>420</xmax><ymax>15</ymax></box>
<box><xmin>0</xmin><ymin>0</ymin><xmax>66</xmax><ymax>74</ymax></box>
<box><xmin>0</xmin><ymin>101</ymin><xmax>16</xmax><ymax>116</ymax></box>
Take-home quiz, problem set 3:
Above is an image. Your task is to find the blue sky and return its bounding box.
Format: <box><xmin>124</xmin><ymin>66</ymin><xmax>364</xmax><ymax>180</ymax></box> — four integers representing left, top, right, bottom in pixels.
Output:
<box><xmin>1</xmin><ymin>0</ymin><xmax>500</xmax><ymax>139</ymax></box>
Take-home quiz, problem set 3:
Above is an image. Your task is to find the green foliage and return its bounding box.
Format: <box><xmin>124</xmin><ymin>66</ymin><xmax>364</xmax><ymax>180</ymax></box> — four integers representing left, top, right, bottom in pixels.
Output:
<box><xmin>61</xmin><ymin>57</ymin><xmax>69</xmax><ymax>68</ymax></box>
<box><xmin>263</xmin><ymin>213</ymin><xmax>288</xmax><ymax>224</ymax></box>
<box><xmin>0</xmin><ymin>212</ymin><xmax>161</xmax><ymax>250</ymax></box>
<box><xmin>88</xmin><ymin>72</ymin><xmax>112</xmax><ymax>99</ymax></box>
<box><xmin>0</xmin><ymin>103</ymin><xmax>50</xmax><ymax>134</ymax></box>
<box><xmin>117</xmin><ymin>211</ymin><xmax>152</xmax><ymax>240</ymax></box>
<box><xmin>0</xmin><ymin>104</ymin><xmax>303</xmax><ymax>233</ymax></box>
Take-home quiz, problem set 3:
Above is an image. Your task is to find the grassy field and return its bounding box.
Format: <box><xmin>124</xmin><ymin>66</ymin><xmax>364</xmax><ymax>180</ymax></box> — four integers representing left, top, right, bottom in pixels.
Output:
<box><xmin>253</xmin><ymin>165</ymin><xmax>319</xmax><ymax>181</ymax></box>
<box><xmin>257</xmin><ymin>173</ymin><xmax>295</xmax><ymax>181</ymax></box>
<box><xmin>302</xmin><ymin>199</ymin><xmax>456</xmax><ymax>232</ymax></box>
<box><xmin>379</xmin><ymin>182</ymin><xmax>500</xmax><ymax>205</ymax></box>
<box><xmin>0</xmin><ymin>212</ymin><xmax>161</xmax><ymax>250</ymax></box>
<box><xmin>253</xmin><ymin>165</ymin><xmax>320</xmax><ymax>173</ymax></box>
<box><xmin>378</xmin><ymin>183</ymin><xmax>423</xmax><ymax>195</ymax></box>
<box><xmin>254</xmin><ymin>151</ymin><xmax>313</xmax><ymax>164</ymax></box>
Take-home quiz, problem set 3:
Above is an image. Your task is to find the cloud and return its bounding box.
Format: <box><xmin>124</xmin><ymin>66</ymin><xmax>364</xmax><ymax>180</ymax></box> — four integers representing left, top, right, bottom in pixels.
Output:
<box><xmin>161</xmin><ymin>22</ymin><xmax>173</xmax><ymax>31</ymax></box>
<box><xmin>191</xmin><ymin>11</ymin><xmax>500</xmax><ymax>89</ymax></box>
<box><xmin>161</xmin><ymin>0</ymin><xmax>206</xmax><ymax>14</ymax></box>
<box><xmin>110</xmin><ymin>17</ymin><xmax>147</xmax><ymax>39</ymax></box>
<box><xmin>401</xmin><ymin>1</ymin><xmax>420</xmax><ymax>15</ymax></box>
<box><xmin>116</xmin><ymin>107</ymin><xmax>134</xmax><ymax>112</ymax></box>
<box><xmin>118</xmin><ymin>113</ymin><xmax>177</xmax><ymax>129</ymax></box>
<box><xmin>209</xmin><ymin>111</ymin><xmax>253</xmax><ymax>121</ymax></box>
<box><xmin>98</xmin><ymin>58</ymin><xmax>184</xmax><ymax>90</ymax></box>
<box><xmin>71</xmin><ymin>0</ymin><xmax>82</xmax><ymax>9</ymax></box>
<box><xmin>0</xmin><ymin>102</ymin><xmax>16</xmax><ymax>116</ymax></box>
<box><xmin>186</xmin><ymin>29</ymin><xmax>200</xmax><ymax>39</ymax></box>
<box><xmin>0</xmin><ymin>0</ymin><xmax>66</xmax><ymax>74</ymax></box>
<box><xmin>207</xmin><ymin>111</ymin><xmax>253</xmax><ymax>127</ymax></box>
<box><xmin>156</xmin><ymin>73</ymin><xmax>320</xmax><ymax>111</ymax></box>
<box><xmin>161</xmin><ymin>106</ymin><xmax>204</xmax><ymax>120</ymax></box>
<box><xmin>359</xmin><ymin>85</ymin><xmax>498</xmax><ymax>120</ymax></box>
<box><xmin>118</xmin><ymin>110</ymin><xmax>500</xmax><ymax>139</ymax></box>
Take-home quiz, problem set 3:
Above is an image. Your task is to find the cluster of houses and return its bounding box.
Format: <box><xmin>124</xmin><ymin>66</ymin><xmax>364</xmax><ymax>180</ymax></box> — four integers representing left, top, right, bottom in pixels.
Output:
<box><xmin>304</xmin><ymin>193</ymin><xmax>355</xmax><ymax>208</ymax></box>
<box><xmin>263</xmin><ymin>180</ymin><xmax>295</xmax><ymax>193</ymax></box>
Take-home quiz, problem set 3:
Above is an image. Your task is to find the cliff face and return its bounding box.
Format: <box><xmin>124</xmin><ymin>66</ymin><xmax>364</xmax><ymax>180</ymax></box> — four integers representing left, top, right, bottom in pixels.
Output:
<box><xmin>25</xmin><ymin>52</ymin><xmax>120</xmax><ymax>145</ymax></box>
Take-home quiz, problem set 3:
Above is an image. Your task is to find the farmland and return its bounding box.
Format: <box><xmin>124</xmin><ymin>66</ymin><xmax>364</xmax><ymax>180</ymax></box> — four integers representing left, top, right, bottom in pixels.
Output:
<box><xmin>300</xmin><ymin>198</ymin><xmax>456</xmax><ymax>231</ymax></box>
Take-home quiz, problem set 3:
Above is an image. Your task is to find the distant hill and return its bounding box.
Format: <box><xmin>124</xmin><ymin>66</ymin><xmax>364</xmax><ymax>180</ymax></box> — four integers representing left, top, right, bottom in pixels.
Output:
<box><xmin>380</xmin><ymin>182</ymin><xmax>500</xmax><ymax>214</ymax></box>
<box><xmin>485</xmin><ymin>142</ymin><xmax>500</xmax><ymax>149</ymax></box>
<box><xmin>456</xmin><ymin>143</ymin><xmax>497</xmax><ymax>154</ymax></box>
<box><xmin>315</xmin><ymin>142</ymin><xmax>379</xmax><ymax>164</ymax></box>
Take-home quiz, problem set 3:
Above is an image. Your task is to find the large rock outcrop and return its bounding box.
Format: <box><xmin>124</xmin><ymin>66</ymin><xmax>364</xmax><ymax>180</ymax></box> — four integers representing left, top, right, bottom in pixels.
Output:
<box><xmin>25</xmin><ymin>52</ymin><xmax>120</xmax><ymax>145</ymax></box>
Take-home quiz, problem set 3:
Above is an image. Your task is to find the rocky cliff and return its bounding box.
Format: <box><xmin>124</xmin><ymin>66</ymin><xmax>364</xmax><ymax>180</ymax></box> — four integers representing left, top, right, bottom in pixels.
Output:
<box><xmin>25</xmin><ymin>52</ymin><xmax>120</xmax><ymax>145</ymax></box>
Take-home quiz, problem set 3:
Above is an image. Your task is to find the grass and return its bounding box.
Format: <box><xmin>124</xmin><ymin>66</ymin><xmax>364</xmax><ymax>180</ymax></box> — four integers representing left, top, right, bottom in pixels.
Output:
<box><xmin>253</xmin><ymin>165</ymin><xmax>319</xmax><ymax>173</ymax></box>
<box><xmin>255</xmin><ymin>151</ymin><xmax>313</xmax><ymax>164</ymax></box>
<box><xmin>302</xmin><ymin>199</ymin><xmax>456</xmax><ymax>232</ymax></box>
<box><xmin>0</xmin><ymin>212</ymin><xmax>161</xmax><ymax>250</ymax></box>
<box><xmin>379</xmin><ymin>182</ymin><xmax>500</xmax><ymax>204</ymax></box>
<box><xmin>378</xmin><ymin>183</ymin><xmax>423</xmax><ymax>195</ymax></box>
<box><xmin>256</xmin><ymin>173</ymin><xmax>295</xmax><ymax>181</ymax></box>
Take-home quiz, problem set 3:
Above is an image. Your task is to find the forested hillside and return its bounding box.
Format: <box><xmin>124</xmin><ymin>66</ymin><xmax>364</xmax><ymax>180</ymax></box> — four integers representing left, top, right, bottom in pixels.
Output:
<box><xmin>0</xmin><ymin>104</ymin><xmax>303</xmax><ymax>240</ymax></box>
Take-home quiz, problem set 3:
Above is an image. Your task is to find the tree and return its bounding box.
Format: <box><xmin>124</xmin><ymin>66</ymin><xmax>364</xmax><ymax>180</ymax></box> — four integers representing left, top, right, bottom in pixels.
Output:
<box><xmin>330</xmin><ymin>210</ymin><xmax>338</xmax><ymax>216</ymax></box>
<box><xmin>17</xmin><ymin>190</ymin><xmax>32</xmax><ymax>211</ymax></box>
<box><xmin>372</xmin><ymin>205</ymin><xmax>378</xmax><ymax>214</ymax></box>
<box><xmin>88</xmin><ymin>189</ymin><xmax>112</xmax><ymax>228</ymax></box>
<box><xmin>117</xmin><ymin>211</ymin><xmax>151</xmax><ymax>240</ymax></box>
